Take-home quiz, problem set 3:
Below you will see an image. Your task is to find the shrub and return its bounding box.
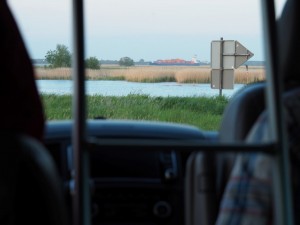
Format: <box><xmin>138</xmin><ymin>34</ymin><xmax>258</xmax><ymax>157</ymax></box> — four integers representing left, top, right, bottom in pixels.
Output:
<box><xmin>45</xmin><ymin>44</ymin><xmax>72</xmax><ymax>68</ymax></box>
<box><xmin>85</xmin><ymin>57</ymin><xmax>100</xmax><ymax>69</ymax></box>
<box><xmin>119</xmin><ymin>57</ymin><xmax>134</xmax><ymax>67</ymax></box>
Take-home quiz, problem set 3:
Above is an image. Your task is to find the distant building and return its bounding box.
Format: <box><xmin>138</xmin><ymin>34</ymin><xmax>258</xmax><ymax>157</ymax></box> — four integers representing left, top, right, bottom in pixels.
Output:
<box><xmin>150</xmin><ymin>55</ymin><xmax>206</xmax><ymax>66</ymax></box>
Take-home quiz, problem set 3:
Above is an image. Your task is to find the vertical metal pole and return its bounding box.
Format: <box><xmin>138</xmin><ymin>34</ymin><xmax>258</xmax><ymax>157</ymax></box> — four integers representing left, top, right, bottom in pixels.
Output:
<box><xmin>72</xmin><ymin>0</ymin><xmax>91</xmax><ymax>225</ymax></box>
<box><xmin>219</xmin><ymin>37</ymin><xmax>224</xmax><ymax>97</ymax></box>
<box><xmin>261</xmin><ymin>0</ymin><xmax>294</xmax><ymax>225</ymax></box>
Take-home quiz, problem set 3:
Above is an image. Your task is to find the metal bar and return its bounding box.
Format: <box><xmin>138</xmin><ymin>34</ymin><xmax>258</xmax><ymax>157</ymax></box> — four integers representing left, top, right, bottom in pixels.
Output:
<box><xmin>261</xmin><ymin>0</ymin><xmax>294</xmax><ymax>224</ymax></box>
<box><xmin>71</xmin><ymin>0</ymin><xmax>91</xmax><ymax>225</ymax></box>
<box><xmin>222</xmin><ymin>54</ymin><xmax>252</xmax><ymax>56</ymax></box>
<box><xmin>87</xmin><ymin>137</ymin><xmax>276</xmax><ymax>154</ymax></box>
<box><xmin>219</xmin><ymin>37</ymin><xmax>224</xmax><ymax>96</ymax></box>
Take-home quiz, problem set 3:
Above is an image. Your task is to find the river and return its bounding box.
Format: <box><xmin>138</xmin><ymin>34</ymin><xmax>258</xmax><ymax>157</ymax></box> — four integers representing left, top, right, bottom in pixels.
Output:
<box><xmin>36</xmin><ymin>80</ymin><xmax>245</xmax><ymax>98</ymax></box>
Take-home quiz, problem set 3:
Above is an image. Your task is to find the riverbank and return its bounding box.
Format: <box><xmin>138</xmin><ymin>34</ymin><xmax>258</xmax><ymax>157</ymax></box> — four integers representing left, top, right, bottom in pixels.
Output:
<box><xmin>41</xmin><ymin>94</ymin><xmax>229</xmax><ymax>130</ymax></box>
<box><xmin>35</xmin><ymin>65</ymin><xmax>265</xmax><ymax>84</ymax></box>
<box><xmin>36</xmin><ymin>80</ymin><xmax>245</xmax><ymax>97</ymax></box>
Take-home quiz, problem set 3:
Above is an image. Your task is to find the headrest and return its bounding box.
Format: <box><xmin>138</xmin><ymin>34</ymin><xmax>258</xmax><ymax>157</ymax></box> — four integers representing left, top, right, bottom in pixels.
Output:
<box><xmin>277</xmin><ymin>0</ymin><xmax>300</xmax><ymax>86</ymax></box>
<box><xmin>0</xmin><ymin>1</ymin><xmax>44</xmax><ymax>141</ymax></box>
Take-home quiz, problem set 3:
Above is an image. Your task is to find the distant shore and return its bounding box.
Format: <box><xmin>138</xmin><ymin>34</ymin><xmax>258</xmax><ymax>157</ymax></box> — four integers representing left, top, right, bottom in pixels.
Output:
<box><xmin>35</xmin><ymin>65</ymin><xmax>265</xmax><ymax>84</ymax></box>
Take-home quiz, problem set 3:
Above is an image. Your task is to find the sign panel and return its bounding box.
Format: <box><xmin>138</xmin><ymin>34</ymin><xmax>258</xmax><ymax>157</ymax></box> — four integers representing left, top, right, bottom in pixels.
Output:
<box><xmin>211</xmin><ymin>40</ymin><xmax>254</xmax><ymax>69</ymax></box>
<box><xmin>234</xmin><ymin>41</ymin><xmax>254</xmax><ymax>68</ymax></box>
<box><xmin>211</xmin><ymin>69</ymin><xmax>234</xmax><ymax>89</ymax></box>
<box><xmin>223</xmin><ymin>40</ymin><xmax>236</xmax><ymax>69</ymax></box>
<box><xmin>210</xmin><ymin>39</ymin><xmax>254</xmax><ymax>93</ymax></box>
<box><xmin>211</xmin><ymin>41</ymin><xmax>222</xmax><ymax>69</ymax></box>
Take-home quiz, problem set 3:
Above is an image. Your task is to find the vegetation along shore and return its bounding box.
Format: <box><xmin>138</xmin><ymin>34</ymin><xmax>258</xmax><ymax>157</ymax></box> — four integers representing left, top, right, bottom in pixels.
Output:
<box><xmin>39</xmin><ymin>63</ymin><xmax>263</xmax><ymax>130</ymax></box>
<box><xmin>35</xmin><ymin>65</ymin><xmax>265</xmax><ymax>84</ymax></box>
<box><xmin>42</xmin><ymin>94</ymin><xmax>229</xmax><ymax>131</ymax></box>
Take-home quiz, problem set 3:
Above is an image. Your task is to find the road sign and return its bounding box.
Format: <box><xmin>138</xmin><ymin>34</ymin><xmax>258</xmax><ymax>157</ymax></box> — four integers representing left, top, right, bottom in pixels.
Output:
<box><xmin>211</xmin><ymin>40</ymin><xmax>254</xmax><ymax>69</ymax></box>
<box><xmin>211</xmin><ymin>69</ymin><xmax>234</xmax><ymax>89</ymax></box>
<box><xmin>210</xmin><ymin>39</ymin><xmax>253</xmax><ymax>92</ymax></box>
<box><xmin>211</xmin><ymin>41</ymin><xmax>222</xmax><ymax>69</ymax></box>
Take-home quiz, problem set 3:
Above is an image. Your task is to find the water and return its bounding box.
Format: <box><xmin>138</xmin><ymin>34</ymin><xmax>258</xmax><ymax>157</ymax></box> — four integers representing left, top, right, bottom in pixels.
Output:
<box><xmin>36</xmin><ymin>80</ymin><xmax>245</xmax><ymax>98</ymax></box>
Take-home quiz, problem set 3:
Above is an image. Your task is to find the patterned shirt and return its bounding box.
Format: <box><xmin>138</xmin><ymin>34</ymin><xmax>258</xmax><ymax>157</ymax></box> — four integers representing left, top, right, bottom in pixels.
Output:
<box><xmin>216</xmin><ymin>88</ymin><xmax>300</xmax><ymax>225</ymax></box>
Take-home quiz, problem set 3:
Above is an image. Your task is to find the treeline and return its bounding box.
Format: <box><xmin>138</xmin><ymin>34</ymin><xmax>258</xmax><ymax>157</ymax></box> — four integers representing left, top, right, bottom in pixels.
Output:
<box><xmin>41</xmin><ymin>44</ymin><xmax>136</xmax><ymax>69</ymax></box>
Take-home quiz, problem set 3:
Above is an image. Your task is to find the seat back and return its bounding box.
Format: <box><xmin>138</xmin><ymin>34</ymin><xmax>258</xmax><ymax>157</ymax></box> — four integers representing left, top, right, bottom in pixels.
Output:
<box><xmin>216</xmin><ymin>82</ymin><xmax>266</xmax><ymax>199</ymax></box>
<box><xmin>215</xmin><ymin>0</ymin><xmax>300</xmax><ymax>223</ymax></box>
<box><xmin>0</xmin><ymin>0</ymin><xmax>44</xmax><ymax>141</ymax></box>
<box><xmin>219</xmin><ymin>82</ymin><xmax>266</xmax><ymax>142</ymax></box>
<box><xmin>0</xmin><ymin>133</ymin><xmax>68</xmax><ymax>225</ymax></box>
<box><xmin>0</xmin><ymin>2</ymin><xmax>68</xmax><ymax>225</ymax></box>
<box><xmin>215</xmin><ymin>86</ymin><xmax>300</xmax><ymax>224</ymax></box>
<box><xmin>185</xmin><ymin>82</ymin><xmax>266</xmax><ymax>225</ymax></box>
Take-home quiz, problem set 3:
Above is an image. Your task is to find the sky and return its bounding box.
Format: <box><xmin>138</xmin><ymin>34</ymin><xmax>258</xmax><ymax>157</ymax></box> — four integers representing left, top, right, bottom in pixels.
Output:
<box><xmin>8</xmin><ymin>0</ymin><xmax>286</xmax><ymax>62</ymax></box>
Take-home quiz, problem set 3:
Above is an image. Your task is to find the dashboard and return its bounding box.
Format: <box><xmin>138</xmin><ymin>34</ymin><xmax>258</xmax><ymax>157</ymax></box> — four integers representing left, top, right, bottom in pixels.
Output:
<box><xmin>44</xmin><ymin>119</ymin><xmax>215</xmax><ymax>225</ymax></box>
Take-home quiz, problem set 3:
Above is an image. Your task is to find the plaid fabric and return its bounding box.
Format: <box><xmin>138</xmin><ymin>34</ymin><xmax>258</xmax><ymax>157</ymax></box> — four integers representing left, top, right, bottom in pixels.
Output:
<box><xmin>216</xmin><ymin>89</ymin><xmax>300</xmax><ymax>225</ymax></box>
<box><xmin>216</xmin><ymin>115</ymin><xmax>273</xmax><ymax>225</ymax></box>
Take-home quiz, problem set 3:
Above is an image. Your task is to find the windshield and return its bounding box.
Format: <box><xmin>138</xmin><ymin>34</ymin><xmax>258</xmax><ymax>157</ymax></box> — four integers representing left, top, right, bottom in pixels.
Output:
<box><xmin>8</xmin><ymin>0</ymin><xmax>266</xmax><ymax>131</ymax></box>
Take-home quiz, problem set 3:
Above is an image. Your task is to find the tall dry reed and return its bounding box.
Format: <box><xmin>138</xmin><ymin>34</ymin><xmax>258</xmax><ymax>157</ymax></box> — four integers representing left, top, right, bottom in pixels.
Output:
<box><xmin>175</xmin><ymin>68</ymin><xmax>210</xmax><ymax>83</ymax></box>
<box><xmin>234</xmin><ymin>68</ymin><xmax>265</xmax><ymax>83</ymax></box>
<box><xmin>85</xmin><ymin>68</ymin><xmax>127</xmax><ymax>80</ymax></box>
<box><xmin>123</xmin><ymin>67</ymin><xmax>176</xmax><ymax>82</ymax></box>
<box><xmin>35</xmin><ymin>67</ymin><xmax>72</xmax><ymax>79</ymax></box>
<box><xmin>35</xmin><ymin>65</ymin><xmax>266</xmax><ymax>84</ymax></box>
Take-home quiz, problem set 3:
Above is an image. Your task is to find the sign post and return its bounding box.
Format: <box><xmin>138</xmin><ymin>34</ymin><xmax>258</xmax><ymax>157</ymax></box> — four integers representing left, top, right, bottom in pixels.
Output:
<box><xmin>211</xmin><ymin>38</ymin><xmax>254</xmax><ymax>96</ymax></box>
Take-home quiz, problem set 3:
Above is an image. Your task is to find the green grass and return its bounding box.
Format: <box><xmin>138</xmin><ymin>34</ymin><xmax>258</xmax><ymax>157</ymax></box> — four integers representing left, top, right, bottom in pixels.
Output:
<box><xmin>89</xmin><ymin>76</ymin><xmax>126</xmax><ymax>81</ymax></box>
<box><xmin>137</xmin><ymin>76</ymin><xmax>177</xmax><ymax>83</ymax></box>
<box><xmin>41</xmin><ymin>94</ymin><xmax>229</xmax><ymax>130</ymax></box>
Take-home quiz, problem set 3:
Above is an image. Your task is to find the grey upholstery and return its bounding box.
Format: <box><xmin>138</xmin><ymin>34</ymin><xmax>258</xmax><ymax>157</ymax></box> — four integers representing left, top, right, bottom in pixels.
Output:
<box><xmin>219</xmin><ymin>82</ymin><xmax>265</xmax><ymax>142</ymax></box>
<box><xmin>216</xmin><ymin>82</ymin><xmax>265</xmax><ymax>201</ymax></box>
<box><xmin>185</xmin><ymin>83</ymin><xmax>266</xmax><ymax>225</ymax></box>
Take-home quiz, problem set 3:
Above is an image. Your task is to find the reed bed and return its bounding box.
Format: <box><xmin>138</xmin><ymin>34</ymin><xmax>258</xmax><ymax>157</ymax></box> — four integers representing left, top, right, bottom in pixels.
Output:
<box><xmin>175</xmin><ymin>68</ymin><xmax>210</xmax><ymax>83</ymax></box>
<box><xmin>35</xmin><ymin>67</ymin><xmax>72</xmax><ymax>79</ymax></box>
<box><xmin>234</xmin><ymin>68</ymin><xmax>266</xmax><ymax>83</ymax></box>
<box><xmin>35</xmin><ymin>66</ymin><xmax>265</xmax><ymax>84</ymax></box>
<box><xmin>123</xmin><ymin>67</ymin><xmax>176</xmax><ymax>82</ymax></box>
<box><xmin>86</xmin><ymin>68</ymin><xmax>127</xmax><ymax>80</ymax></box>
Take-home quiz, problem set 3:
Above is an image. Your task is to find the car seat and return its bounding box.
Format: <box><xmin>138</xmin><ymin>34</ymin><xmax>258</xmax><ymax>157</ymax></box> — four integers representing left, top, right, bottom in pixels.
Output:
<box><xmin>0</xmin><ymin>133</ymin><xmax>68</xmax><ymax>225</ymax></box>
<box><xmin>185</xmin><ymin>82</ymin><xmax>266</xmax><ymax>225</ymax></box>
<box><xmin>0</xmin><ymin>1</ymin><xmax>68</xmax><ymax>225</ymax></box>
<box><xmin>215</xmin><ymin>0</ymin><xmax>300</xmax><ymax>224</ymax></box>
<box><xmin>0</xmin><ymin>0</ymin><xmax>44</xmax><ymax>141</ymax></box>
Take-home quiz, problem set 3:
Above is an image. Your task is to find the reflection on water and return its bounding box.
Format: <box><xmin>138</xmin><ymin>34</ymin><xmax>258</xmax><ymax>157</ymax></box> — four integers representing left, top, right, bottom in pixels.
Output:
<box><xmin>36</xmin><ymin>80</ymin><xmax>245</xmax><ymax>98</ymax></box>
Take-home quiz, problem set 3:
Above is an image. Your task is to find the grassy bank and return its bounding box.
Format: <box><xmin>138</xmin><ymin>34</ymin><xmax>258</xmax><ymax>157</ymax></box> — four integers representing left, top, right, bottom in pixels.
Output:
<box><xmin>41</xmin><ymin>94</ymin><xmax>229</xmax><ymax>130</ymax></box>
<box><xmin>35</xmin><ymin>65</ymin><xmax>265</xmax><ymax>84</ymax></box>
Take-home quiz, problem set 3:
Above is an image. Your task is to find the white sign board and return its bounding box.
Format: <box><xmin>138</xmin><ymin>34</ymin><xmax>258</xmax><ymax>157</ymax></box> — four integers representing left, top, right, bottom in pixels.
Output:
<box><xmin>211</xmin><ymin>41</ymin><xmax>222</xmax><ymax>69</ymax></box>
<box><xmin>210</xmin><ymin>39</ymin><xmax>254</xmax><ymax>91</ymax></box>
<box><xmin>211</xmin><ymin>40</ymin><xmax>254</xmax><ymax>69</ymax></box>
<box><xmin>211</xmin><ymin>69</ymin><xmax>234</xmax><ymax>89</ymax></box>
<box><xmin>235</xmin><ymin>41</ymin><xmax>254</xmax><ymax>68</ymax></box>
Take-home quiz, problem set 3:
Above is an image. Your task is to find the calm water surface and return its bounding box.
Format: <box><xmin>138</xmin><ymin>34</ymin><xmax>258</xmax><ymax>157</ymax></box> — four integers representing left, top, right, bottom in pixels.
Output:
<box><xmin>36</xmin><ymin>80</ymin><xmax>245</xmax><ymax>98</ymax></box>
